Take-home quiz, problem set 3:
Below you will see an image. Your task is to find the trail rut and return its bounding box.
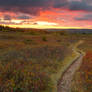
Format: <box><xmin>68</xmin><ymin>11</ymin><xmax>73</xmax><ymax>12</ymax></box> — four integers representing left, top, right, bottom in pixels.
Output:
<box><xmin>57</xmin><ymin>41</ymin><xmax>84</xmax><ymax>92</ymax></box>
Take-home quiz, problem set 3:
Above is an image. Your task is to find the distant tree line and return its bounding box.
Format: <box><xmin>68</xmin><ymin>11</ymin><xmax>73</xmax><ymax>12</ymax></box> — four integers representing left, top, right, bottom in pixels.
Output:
<box><xmin>0</xmin><ymin>25</ymin><xmax>48</xmax><ymax>33</ymax></box>
<box><xmin>0</xmin><ymin>25</ymin><xmax>21</xmax><ymax>32</ymax></box>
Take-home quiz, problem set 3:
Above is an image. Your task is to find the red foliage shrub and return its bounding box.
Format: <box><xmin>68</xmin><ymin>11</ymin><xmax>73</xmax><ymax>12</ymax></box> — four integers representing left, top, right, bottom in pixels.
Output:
<box><xmin>78</xmin><ymin>51</ymin><xmax>92</xmax><ymax>91</ymax></box>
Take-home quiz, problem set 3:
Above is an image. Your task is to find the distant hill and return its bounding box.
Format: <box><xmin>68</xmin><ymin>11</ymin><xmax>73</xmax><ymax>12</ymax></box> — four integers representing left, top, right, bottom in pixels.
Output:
<box><xmin>0</xmin><ymin>25</ymin><xmax>92</xmax><ymax>34</ymax></box>
<box><xmin>45</xmin><ymin>29</ymin><xmax>92</xmax><ymax>34</ymax></box>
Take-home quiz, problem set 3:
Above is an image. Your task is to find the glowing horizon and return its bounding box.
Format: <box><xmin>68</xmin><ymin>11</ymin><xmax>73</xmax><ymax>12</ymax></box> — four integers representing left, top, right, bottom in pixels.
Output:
<box><xmin>7</xmin><ymin>24</ymin><xmax>92</xmax><ymax>29</ymax></box>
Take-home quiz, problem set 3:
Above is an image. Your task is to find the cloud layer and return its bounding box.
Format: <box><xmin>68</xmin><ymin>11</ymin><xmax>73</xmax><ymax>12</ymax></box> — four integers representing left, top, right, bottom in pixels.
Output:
<box><xmin>75</xmin><ymin>13</ymin><xmax>92</xmax><ymax>21</ymax></box>
<box><xmin>0</xmin><ymin>0</ymin><xmax>91</xmax><ymax>15</ymax></box>
<box><xmin>0</xmin><ymin>0</ymin><xmax>91</xmax><ymax>28</ymax></box>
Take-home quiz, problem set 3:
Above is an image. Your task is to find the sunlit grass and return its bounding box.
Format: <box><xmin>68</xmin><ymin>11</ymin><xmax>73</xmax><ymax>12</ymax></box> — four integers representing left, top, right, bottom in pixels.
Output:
<box><xmin>0</xmin><ymin>28</ymin><xmax>92</xmax><ymax>92</ymax></box>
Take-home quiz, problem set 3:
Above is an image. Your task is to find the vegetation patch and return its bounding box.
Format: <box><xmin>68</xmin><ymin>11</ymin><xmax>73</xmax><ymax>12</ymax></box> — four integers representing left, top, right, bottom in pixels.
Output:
<box><xmin>71</xmin><ymin>51</ymin><xmax>92</xmax><ymax>92</ymax></box>
<box><xmin>0</xmin><ymin>26</ymin><xmax>92</xmax><ymax>92</ymax></box>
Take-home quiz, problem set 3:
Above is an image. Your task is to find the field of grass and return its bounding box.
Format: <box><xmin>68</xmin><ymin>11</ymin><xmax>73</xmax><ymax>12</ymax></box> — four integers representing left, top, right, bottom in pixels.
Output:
<box><xmin>70</xmin><ymin>34</ymin><xmax>92</xmax><ymax>92</ymax></box>
<box><xmin>71</xmin><ymin>51</ymin><xmax>92</xmax><ymax>92</ymax></box>
<box><xmin>0</xmin><ymin>27</ymin><xmax>92</xmax><ymax>92</ymax></box>
<box><xmin>0</xmin><ymin>29</ymin><xmax>81</xmax><ymax>92</ymax></box>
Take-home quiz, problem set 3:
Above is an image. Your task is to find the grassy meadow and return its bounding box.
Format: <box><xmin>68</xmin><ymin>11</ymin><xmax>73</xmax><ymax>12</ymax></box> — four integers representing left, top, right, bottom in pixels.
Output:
<box><xmin>70</xmin><ymin>34</ymin><xmax>92</xmax><ymax>92</ymax></box>
<box><xmin>0</xmin><ymin>26</ymin><xmax>92</xmax><ymax>92</ymax></box>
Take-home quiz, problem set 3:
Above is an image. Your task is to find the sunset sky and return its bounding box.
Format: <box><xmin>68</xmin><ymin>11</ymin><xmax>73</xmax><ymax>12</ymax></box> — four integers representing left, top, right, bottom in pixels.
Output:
<box><xmin>0</xmin><ymin>0</ymin><xmax>92</xmax><ymax>29</ymax></box>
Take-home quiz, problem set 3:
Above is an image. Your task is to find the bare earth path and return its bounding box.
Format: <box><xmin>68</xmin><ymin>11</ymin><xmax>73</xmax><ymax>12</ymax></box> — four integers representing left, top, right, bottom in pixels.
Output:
<box><xmin>57</xmin><ymin>41</ymin><xmax>84</xmax><ymax>92</ymax></box>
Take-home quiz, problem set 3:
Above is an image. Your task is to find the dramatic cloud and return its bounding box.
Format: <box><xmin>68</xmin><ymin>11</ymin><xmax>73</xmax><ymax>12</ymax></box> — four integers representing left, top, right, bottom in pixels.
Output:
<box><xmin>69</xmin><ymin>1</ymin><xmax>92</xmax><ymax>11</ymax></box>
<box><xmin>53</xmin><ymin>0</ymin><xmax>68</xmax><ymax>8</ymax></box>
<box><xmin>0</xmin><ymin>0</ymin><xmax>91</xmax><ymax>15</ymax></box>
<box><xmin>0</xmin><ymin>0</ymin><xmax>51</xmax><ymax>15</ymax></box>
<box><xmin>54</xmin><ymin>0</ymin><xmax>92</xmax><ymax>11</ymax></box>
<box><xmin>0</xmin><ymin>0</ymin><xmax>91</xmax><ymax>28</ymax></box>
<box><xmin>75</xmin><ymin>13</ymin><xmax>92</xmax><ymax>21</ymax></box>
<box><xmin>17</xmin><ymin>15</ymin><xmax>32</xmax><ymax>19</ymax></box>
<box><xmin>0</xmin><ymin>0</ymin><xmax>50</xmax><ymax>7</ymax></box>
<box><xmin>3</xmin><ymin>15</ymin><xmax>11</xmax><ymax>20</ymax></box>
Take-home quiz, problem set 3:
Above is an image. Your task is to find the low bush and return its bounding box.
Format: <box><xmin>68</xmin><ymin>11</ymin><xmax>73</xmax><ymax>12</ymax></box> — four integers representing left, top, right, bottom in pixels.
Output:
<box><xmin>71</xmin><ymin>51</ymin><xmax>92</xmax><ymax>92</ymax></box>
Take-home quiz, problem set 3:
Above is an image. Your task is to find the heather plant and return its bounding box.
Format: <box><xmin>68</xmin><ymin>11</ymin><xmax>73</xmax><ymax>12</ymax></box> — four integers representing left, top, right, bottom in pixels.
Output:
<box><xmin>71</xmin><ymin>51</ymin><xmax>92</xmax><ymax>92</ymax></box>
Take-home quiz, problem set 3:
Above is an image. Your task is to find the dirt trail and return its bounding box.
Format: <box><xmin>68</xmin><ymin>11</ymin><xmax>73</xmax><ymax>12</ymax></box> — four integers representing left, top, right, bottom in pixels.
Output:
<box><xmin>57</xmin><ymin>41</ymin><xmax>84</xmax><ymax>92</ymax></box>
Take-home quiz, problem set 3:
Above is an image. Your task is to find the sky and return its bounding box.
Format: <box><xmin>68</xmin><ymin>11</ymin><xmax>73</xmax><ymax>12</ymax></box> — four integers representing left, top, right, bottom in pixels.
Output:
<box><xmin>0</xmin><ymin>0</ymin><xmax>92</xmax><ymax>29</ymax></box>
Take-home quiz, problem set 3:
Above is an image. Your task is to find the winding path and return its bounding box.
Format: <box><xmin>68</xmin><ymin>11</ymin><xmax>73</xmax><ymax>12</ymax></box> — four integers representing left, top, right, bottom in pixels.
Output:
<box><xmin>57</xmin><ymin>41</ymin><xmax>84</xmax><ymax>92</ymax></box>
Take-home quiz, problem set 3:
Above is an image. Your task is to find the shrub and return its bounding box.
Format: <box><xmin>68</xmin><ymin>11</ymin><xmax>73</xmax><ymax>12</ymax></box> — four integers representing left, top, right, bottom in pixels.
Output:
<box><xmin>23</xmin><ymin>39</ymin><xmax>32</xmax><ymax>44</ymax></box>
<box><xmin>42</xmin><ymin>36</ymin><xmax>47</xmax><ymax>41</ymax></box>
<box><xmin>0</xmin><ymin>60</ymin><xmax>53</xmax><ymax>92</ymax></box>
